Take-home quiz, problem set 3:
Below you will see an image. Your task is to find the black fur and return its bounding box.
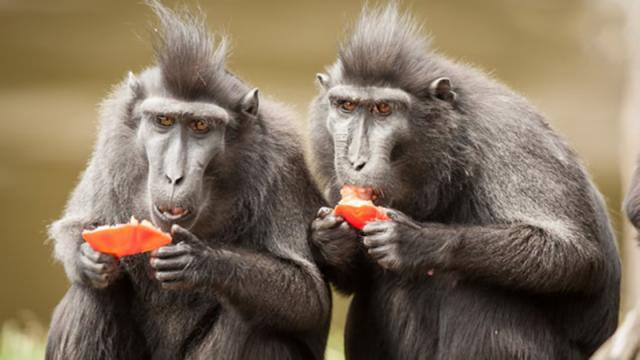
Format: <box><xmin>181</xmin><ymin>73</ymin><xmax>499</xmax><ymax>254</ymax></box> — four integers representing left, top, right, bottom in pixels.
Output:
<box><xmin>625</xmin><ymin>165</ymin><xmax>640</xmax><ymax>230</ymax></box>
<box><xmin>46</xmin><ymin>2</ymin><xmax>330</xmax><ymax>359</ymax></box>
<box><xmin>309</xmin><ymin>5</ymin><xmax>620</xmax><ymax>359</ymax></box>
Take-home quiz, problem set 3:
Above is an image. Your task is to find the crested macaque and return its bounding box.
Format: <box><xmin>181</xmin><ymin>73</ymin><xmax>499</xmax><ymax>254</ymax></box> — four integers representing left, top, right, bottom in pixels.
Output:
<box><xmin>626</xmin><ymin>166</ymin><xmax>640</xmax><ymax>230</ymax></box>
<box><xmin>308</xmin><ymin>5</ymin><xmax>621</xmax><ymax>359</ymax></box>
<box><xmin>46</xmin><ymin>2</ymin><xmax>329</xmax><ymax>359</ymax></box>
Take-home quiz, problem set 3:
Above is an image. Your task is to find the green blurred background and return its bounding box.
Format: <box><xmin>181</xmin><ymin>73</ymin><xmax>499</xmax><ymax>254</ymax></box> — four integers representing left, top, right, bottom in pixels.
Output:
<box><xmin>0</xmin><ymin>0</ymin><xmax>629</xmax><ymax>358</ymax></box>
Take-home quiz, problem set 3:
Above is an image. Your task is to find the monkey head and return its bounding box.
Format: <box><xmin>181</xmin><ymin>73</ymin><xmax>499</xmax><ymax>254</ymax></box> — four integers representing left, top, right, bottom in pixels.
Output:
<box><xmin>309</xmin><ymin>5</ymin><xmax>469</xmax><ymax>215</ymax></box>
<box><xmin>315</xmin><ymin>73</ymin><xmax>459</xmax><ymax>208</ymax></box>
<box><xmin>131</xmin><ymin>78</ymin><xmax>258</xmax><ymax>230</ymax></box>
<box><xmin>118</xmin><ymin>2</ymin><xmax>261</xmax><ymax>232</ymax></box>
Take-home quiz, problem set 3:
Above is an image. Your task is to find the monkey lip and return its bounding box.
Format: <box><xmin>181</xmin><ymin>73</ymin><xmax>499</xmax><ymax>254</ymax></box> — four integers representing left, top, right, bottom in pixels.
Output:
<box><xmin>154</xmin><ymin>205</ymin><xmax>192</xmax><ymax>221</ymax></box>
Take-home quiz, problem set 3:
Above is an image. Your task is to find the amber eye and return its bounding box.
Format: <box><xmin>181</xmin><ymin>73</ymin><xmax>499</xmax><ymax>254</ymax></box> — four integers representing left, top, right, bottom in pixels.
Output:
<box><xmin>190</xmin><ymin>119</ymin><xmax>210</xmax><ymax>133</ymax></box>
<box><xmin>374</xmin><ymin>102</ymin><xmax>392</xmax><ymax>116</ymax></box>
<box><xmin>339</xmin><ymin>100</ymin><xmax>357</xmax><ymax>113</ymax></box>
<box><xmin>156</xmin><ymin>115</ymin><xmax>175</xmax><ymax>127</ymax></box>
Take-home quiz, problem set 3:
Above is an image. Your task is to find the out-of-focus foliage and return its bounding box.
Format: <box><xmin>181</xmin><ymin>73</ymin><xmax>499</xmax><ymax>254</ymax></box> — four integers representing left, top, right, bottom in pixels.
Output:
<box><xmin>0</xmin><ymin>317</ymin><xmax>46</xmax><ymax>360</ymax></box>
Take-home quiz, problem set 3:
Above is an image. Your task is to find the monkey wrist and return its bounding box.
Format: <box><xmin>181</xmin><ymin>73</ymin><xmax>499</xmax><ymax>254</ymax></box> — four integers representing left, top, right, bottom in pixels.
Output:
<box><xmin>65</xmin><ymin>260</ymin><xmax>85</xmax><ymax>285</ymax></box>
<box><xmin>410</xmin><ymin>225</ymin><xmax>461</xmax><ymax>271</ymax></box>
<box><xmin>202</xmin><ymin>248</ymin><xmax>238</xmax><ymax>293</ymax></box>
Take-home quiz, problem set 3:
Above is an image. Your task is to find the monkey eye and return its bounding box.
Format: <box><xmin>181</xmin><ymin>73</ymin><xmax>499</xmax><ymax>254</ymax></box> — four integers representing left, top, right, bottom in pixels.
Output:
<box><xmin>338</xmin><ymin>100</ymin><xmax>358</xmax><ymax>113</ymax></box>
<box><xmin>373</xmin><ymin>102</ymin><xmax>392</xmax><ymax>116</ymax></box>
<box><xmin>156</xmin><ymin>115</ymin><xmax>175</xmax><ymax>127</ymax></box>
<box><xmin>189</xmin><ymin>119</ymin><xmax>210</xmax><ymax>134</ymax></box>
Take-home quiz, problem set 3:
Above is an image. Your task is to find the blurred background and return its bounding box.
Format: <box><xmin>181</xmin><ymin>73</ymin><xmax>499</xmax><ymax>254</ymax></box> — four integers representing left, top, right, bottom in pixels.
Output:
<box><xmin>0</xmin><ymin>0</ymin><xmax>635</xmax><ymax>358</ymax></box>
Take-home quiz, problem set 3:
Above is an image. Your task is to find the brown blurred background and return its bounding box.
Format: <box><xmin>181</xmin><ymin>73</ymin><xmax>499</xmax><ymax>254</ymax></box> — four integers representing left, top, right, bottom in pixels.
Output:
<box><xmin>0</xmin><ymin>0</ymin><xmax>632</xmax><ymax>357</ymax></box>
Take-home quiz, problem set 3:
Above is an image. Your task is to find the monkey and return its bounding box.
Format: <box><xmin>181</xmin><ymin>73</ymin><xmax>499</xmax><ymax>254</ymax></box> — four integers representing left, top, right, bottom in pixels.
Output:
<box><xmin>626</xmin><ymin>166</ymin><xmax>640</xmax><ymax>230</ymax></box>
<box><xmin>45</xmin><ymin>2</ymin><xmax>330</xmax><ymax>359</ymax></box>
<box><xmin>308</xmin><ymin>5</ymin><xmax>620</xmax><ymax>360</ymax></box>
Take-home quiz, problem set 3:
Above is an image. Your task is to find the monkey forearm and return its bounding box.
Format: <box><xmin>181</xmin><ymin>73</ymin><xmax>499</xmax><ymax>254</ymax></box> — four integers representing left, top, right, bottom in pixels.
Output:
<box><xmin>310</xmin><ymin>241</ymin><xmax>368</xmax><ymax>295</ymax></box>
<box><xmin>417</xmin><ymin>224</ymin><xmax>608</xmax><ymax>293</ymax></box>
<box><xmin>49</xmin><ymin>218</ymin><xmax>87</xmax><ymax>284</ymax></box>
<box><xmin>207</xmin><ymin>249</ymin><xmax>329</xmax><ymax>332</ymax></box>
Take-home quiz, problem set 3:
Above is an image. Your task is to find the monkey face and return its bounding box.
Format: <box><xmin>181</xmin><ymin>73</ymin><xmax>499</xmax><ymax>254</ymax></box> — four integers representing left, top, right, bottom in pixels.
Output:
<box><xmin>136</xmin><ymin>96</ymin><xmax>230</xmax><ymax>231</ymax></box>
<box><xmin>324</xmin><ymin>85</ymin><xmax>414</xmax><ymax>205</ymax></box>
<box><xmin>126</xmin><ymin>66</ymin><xmax>260</xmax><ymax>233</ymax></box>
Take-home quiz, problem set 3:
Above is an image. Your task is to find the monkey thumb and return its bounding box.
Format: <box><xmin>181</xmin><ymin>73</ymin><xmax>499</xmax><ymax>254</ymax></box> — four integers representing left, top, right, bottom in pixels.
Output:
<box><xmin>170</xmin><ymin>224</ymin><xmax>204</xmax><ymax>246</ymax></box>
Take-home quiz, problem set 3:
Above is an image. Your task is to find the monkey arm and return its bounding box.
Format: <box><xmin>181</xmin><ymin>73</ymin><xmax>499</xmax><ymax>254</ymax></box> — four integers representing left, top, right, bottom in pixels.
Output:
<box><xmin>309</xmin><ymin>207</ymin><xmax>370</xmax><ymax>295</ymax></box>
<box><xmin>48</xmin><ymin>156</ymin><xmax>122</xmax><ymax>286</ymax></box>
<box><xmin>207</xmin><ymin>247</ymin><xmax>331</xmax><ymax>332</ymax></box>
<box><xmin>625</xmin><ymin>164</ymin><xmax>640</xmax><ymax>229</ymax></box>
<box><xmin>50</xmin><ymin>217</ymin><xmax>88</xmax><ymax>283</ymax></box>
<box><xmin>363</xmin><ymin>209</ymin><xmax>609</xmax><ymax>294</ymax></box>
<box><xmin>310</xmin><ymin>242</ymin><xmax>369</xmax><ymax>295</ymax></box>
<box><xmin>416</xmin><ymin>223</ymin><xmax>608</xmax><ymax>294</ymax></box>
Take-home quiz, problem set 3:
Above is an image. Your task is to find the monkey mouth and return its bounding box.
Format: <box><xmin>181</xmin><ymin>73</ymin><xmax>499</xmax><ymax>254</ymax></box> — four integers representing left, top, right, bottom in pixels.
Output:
<box><xmin>154</xmin><ymin>205</ymin><xmax>192</xmax><ymax>222</ymax></box>
<box><xmin>341</xmin><ymin>184</ymin><xmax>385</xmax><ymax>206</ymax></box>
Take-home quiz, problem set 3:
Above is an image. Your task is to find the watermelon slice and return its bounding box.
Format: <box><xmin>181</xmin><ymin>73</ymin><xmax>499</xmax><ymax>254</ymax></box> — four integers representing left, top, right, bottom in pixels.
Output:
<box><xmin>82</xmin><ymin>217</ymin><xmax>172</xmax><ymax>257</ymax></box>
<box><xmin>334</xmin><ymin>185</ymin><xmax>389</xmax><ymax>230</ymax></box>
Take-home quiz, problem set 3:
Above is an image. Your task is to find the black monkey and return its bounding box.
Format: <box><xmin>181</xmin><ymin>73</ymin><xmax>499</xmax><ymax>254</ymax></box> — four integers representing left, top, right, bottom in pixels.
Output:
<box><xmin>46</xmin><ymin>2</ymin><xmax>330</xmax><ymax>359</ymax></box>
<box><xmin>309</xmin><ymin>5</ymin><xmax>620</xmax><ymax>360</ymax></box>
<box><xmin>626</xmin><ymin>166</ymin><xmax>640</xmax><ymax>230</ymax></box>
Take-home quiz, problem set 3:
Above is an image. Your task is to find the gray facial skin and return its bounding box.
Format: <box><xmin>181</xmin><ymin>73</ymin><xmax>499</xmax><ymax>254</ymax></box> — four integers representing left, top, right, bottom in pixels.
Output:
<box><xmin>137</xmin><ymin>95</ymin><xmax>242</xmax><ymax>230</ymax></box>
<box><xmin>324</xmin><ymin>85</ymin><xmax>412</xmax><ymax>188</ymax></box>
<box><xmin>45</xmin><ymin>2</ymin><xmax>330</xmax><ymax>359</ymax></box>
<box><xmin>308</xmin><ymin>5</ymin><xmax>620</xmax><ymax>360</ymax></box>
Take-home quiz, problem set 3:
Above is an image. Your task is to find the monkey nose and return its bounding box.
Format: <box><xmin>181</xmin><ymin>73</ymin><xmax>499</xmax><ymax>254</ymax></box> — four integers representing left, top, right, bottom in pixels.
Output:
<box><xmin>352</xmin><ymin>160</ymin><xmax>367</xmax><ymax>172</ymax></box>
<box><xmin>165</xmin><ymin>174</ymin><xmax>184</xmax><ymax>186</ymax></box>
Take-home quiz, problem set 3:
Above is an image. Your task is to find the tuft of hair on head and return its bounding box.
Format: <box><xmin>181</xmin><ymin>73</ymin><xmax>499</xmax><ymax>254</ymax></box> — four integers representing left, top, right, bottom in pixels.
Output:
<box><xmin>146</xmin><ymin>0</ymin><xmax>230</xmax><ymax>100</ymax></box>
<box><xmin>336</xmin><ymin>3</ymin><xmax>432</xmax><ymax>93</ymax></box>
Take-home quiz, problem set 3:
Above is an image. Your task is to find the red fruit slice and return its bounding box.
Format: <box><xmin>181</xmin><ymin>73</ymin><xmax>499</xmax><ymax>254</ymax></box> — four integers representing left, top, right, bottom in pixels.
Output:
<box><xmin>82</xmin><ymin>217</ymin><xmax>172</xmax><ymax>257</ymax></box>
<box><xmin>334</xmin><ymin>185</ymin><xmax>389</xmax><ymax>230</ymax></box>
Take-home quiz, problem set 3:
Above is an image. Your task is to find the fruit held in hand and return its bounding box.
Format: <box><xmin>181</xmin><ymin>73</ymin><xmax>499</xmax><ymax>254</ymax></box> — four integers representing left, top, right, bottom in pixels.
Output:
<box><xmin>334</xmin><ymin>185</ymin><xmax>389</xmax><ymax>230</ymax></box>
<box><xmin>82</xmin><ymin>217</ymin><xmax>171</xmax><ymax>257</ymax></box>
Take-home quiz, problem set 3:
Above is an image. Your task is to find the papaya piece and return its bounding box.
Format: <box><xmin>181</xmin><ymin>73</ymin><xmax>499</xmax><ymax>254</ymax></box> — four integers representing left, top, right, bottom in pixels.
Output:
<box><xmin>81</xmin><ymin>217</ymin><xmax>172</xmax><ymax>257</ymax></box>
<box><xmin>334</xmin><ymin>185</ymin><xmax>389</xmax><ymax>230</ymax></box>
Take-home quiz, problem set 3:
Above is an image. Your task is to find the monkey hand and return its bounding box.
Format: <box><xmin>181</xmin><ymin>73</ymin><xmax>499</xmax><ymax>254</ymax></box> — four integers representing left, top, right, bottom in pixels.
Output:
<box><xmin>150</xmin><ymin>224</ymin><xmax>211</xmax><ymax>291</ymax></box>
<box><xmin>362</xmin><ymin>209</ymin><xmax>449</xmax><ymax>273</ymax></box>
<box><xmin>77</xmin><ymin>242</ymin><xmax>121</xmax><ymax>288</ymax></box>
<box><xmin>310</xmin><ymin>206</ymin><xmax>360</xmax><ymax>268</ymax></box>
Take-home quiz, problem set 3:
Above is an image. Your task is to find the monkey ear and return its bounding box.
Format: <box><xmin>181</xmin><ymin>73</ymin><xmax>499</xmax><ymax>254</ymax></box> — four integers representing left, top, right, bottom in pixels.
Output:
<box><xmin>316</xmin><ymin>73</ymin><xmax>331</xmax><ymax>90</ymax></box>
<box><xmin>240</xmin><ymin>88</ymin><xmax>260</xmax><ymax>118</ymax></box>
<box><xmin>428</xmin><ymin>77</ymin><xmax>457</xmax><ymax>103</ymax></box>
<box><xmin>127</xmin><ymin>71</ymin><xmax>144</xmax><ymax>98</ymax></box>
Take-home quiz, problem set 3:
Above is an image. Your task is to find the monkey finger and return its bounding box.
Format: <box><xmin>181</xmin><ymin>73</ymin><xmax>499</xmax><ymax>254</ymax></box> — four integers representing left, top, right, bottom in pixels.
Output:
<box><xmin>83</xmin><ymin>270</ymin><xmax>112</xmax><ymax>288</ymax></box>
<box><xmin>367</xmin><ymin>244</ymin><xmax>395</xmax><ymax>260</ymax></box>
<box><xmin>155</xmin><ymin>270</ymin><xmax>185</xmax><ymax>283</ymax></box>
<box><xmin>362</xmin><ymin>221</ymin><xmax>391</xmax><ymax>235</ymax></box>
<box><xmin>171</xmin><ymin>225</ymin><xmax>203</xmax><ymax>246</ymax></box>
<box><xmin>80</xmin><ymin>254</ymin><xmax>116</xmax><ymax>274</ymax></box>
<box><xmin>362</xmin><ymin>233</ymin><xmax>393</xmax><ymax>248</ymax></box>
<box><xmin>316</xmin><ymin>207</ymin><xmax>333</xmax><ymax>218</ymax></box>
<box><xmin>383</xmin><ymin>209</ymin><xmax>422</xmax><ymax>230</ymax></box>
<box><xmin>150</xmin><ymin>255</ymin><xmax>191</xmax><ymax>271</ymax></box>
<box><xmin>337</xmin><ymin>221</ymin><xmax>356</xmax><ymax>234</ymax></box>
<box><xmin>312</xmin><ymin>215</ymin><xmax>342</xmax><ymax>231</ymax></box>
<box><xmin>151</xmin><ymin>244</ymin><xmax>189</xmax><ymax>258</ymax></box>
<box><xmin>80</xmin><ymin>242</ymin><xmax>117</xmax><ymax>264</ymax></box>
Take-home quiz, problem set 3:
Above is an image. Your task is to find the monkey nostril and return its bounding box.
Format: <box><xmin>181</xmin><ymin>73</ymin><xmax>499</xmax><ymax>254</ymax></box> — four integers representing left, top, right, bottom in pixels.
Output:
<box><xmin>354</xmin><ymin>161</ymin><xmax>366</xmax><ymax>171</ymax></box>
<box><xmin>165</xmin><ymin>174</ymin><xmax>184</xmax><ymax>186</ymax></box>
